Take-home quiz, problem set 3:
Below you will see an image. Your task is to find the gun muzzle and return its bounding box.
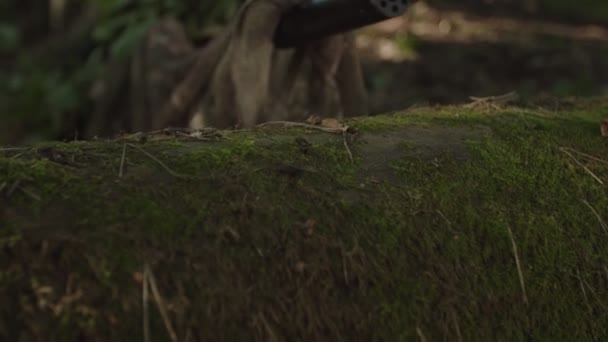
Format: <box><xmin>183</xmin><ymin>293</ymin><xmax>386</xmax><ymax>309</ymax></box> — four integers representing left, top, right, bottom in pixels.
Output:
<box><xmin>274</xmin><ymin>0</ymin><xmax>409</xmax><ymax>48</ymax></box>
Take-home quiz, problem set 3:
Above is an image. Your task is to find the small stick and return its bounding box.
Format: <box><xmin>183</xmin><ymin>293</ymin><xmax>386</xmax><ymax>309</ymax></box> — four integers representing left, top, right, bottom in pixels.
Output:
<box><xmin>581</xmin><ymin>199</ymin><xmax>608</xmax><ymax>235</ymax></box>
<box><xmin>342</xmin><ymin>131</ymin><xmax>354</xmax><ymax>163</ymax></box>
<box><xmin>11</xmin><ymin>148</ymin><xmax>33</xmax><ymax>160</ymax></box>
<box><xmin>256</xmin><ymin>121</ymin><xmax>347</xmax><ymax>134</ymax></box>
<box><xmin>145</xmin><ymin>264</ymin><xmax>178</xmax><ymax>342</ymax></box>
<box><xmin>143</xmin><ymin>266</ymin><xmax>150</xmax><ymax>342</ymax></box>
<box><xmin>559</xmin><ymin>147</ymin><xmax>604</xmax><ymax>185</ymax></box>
<box><xmin>342</xmin><ymin>252</ymin><xmax>349</xmax><ymax>285</ymax></box>
<box><xmin>127</xmin><ymin>143</ymin><xmax>185</xmax><ymax>179</ymax></box>
<box><xmin>6</xmin><ymin>180</ymin><xmax>21</xmax><ymax>198</ymax></box>
<box><xmin>436</xmin><ymin>209</ymin><xmax>452</xmax><ymax>226</ymax></box>
<box><xmin>416</xmin><ymin>327</ymin><xmax>427</xmax><ymax>342</ymax></box>
<box><xmin>258</xmin><ymin>311</ymin><xmax>278</xmax><ymax>342</ymax></box>
<box><xmin>450</xmin><ymin>309</ymin><xmax>463</xmax><ymax>342</ymax></box>
<box><xmin>577</xmin><ymin>269</ymin><xmax>593</xmax><ymax>315</ymax></box>
<box><xmin>583</xmin><ymin>278</ymin><xmax>608</xmax><ymax>314</ymax></box>
<box><xmin>507</xmin><ymin>226</ymin><xmax>528</xmax><ymax>305</ymax></box>
<box><xmin>0</xmin><ymin>147</ymin><xmax>29</xmax><ymax>151</ymax></box>
<box><xmin>119</xmin><ymin>143</ymin><xmax>127</xmax><ymax>178</ymax></box>
<box><xmin>469</xmin><ymin>91</ymin><xmax>519</xmax><ymax>103</ymax></box>
<box><xmin>20</xmin><ymin>187</ymin><xmax>41</xmax><ymax>201</ymax></box>
<box><xmin>465</xmin><ymin>91</ymin><xmax>518</xmax><ymax>109</ymax></box>
<box><xmin>560</xmin><ymin>147</ymin><xmax>608</xmax><ymax>166</ymax></box>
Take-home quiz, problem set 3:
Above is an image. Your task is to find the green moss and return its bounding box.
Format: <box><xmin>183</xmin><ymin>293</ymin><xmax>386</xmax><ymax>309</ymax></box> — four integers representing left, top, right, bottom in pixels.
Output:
<box><xmin>1</xmin><ymin>99</ymin><xmax>608</xmax><ymax>340</ymax></box>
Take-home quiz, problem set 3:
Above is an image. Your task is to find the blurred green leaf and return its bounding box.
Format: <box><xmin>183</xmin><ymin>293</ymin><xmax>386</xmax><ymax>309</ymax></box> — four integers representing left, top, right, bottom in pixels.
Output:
<box><xmin>110</xmin><ymin>18</ymin><xmax>155</xmax><ymax>58</ymax></box>
<box><xmin>0</xmin><ymin>0</ymin><xmax>245</xmax><ymax>143</ymax></box>
<box><xmin>93</xmin><ymin>13</ymin><xmax>138</xmax><ymax>42</ymax></box>
<box><xmin>0</xmin><ymin>22</ymin><xmax>19</xmax><ymax>52</ymax></box>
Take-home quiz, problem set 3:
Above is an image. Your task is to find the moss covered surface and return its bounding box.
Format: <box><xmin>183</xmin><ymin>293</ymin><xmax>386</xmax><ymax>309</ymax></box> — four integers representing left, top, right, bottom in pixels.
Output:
<box><xmin>1</xmin><ymin>99</ymin><xmax>608</xmax><ymax>341</ymax></box>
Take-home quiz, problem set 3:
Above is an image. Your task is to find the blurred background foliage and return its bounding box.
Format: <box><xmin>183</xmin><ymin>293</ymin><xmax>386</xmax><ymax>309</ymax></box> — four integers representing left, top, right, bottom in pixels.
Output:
<box><xmin>1</xmin><ymin>0</ymin><xmax>608</xmax><ymax>144</ymax></box>
<box><xmin>430</xmin><ymin>0</ymin><xmax>608</xmax><ymax>25</ymax></box>
<box><xmin>0</xmin><ymin>0</ymin><xmax>244</xmax><ymax>143</ymax></box>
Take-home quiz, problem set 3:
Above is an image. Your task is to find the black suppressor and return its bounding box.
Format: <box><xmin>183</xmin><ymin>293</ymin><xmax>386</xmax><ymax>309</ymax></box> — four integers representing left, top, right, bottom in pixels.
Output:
<box><xmin>274</xmin><ymin>0</ymin><xmax>409</xmax><ymax>48</ymax></box>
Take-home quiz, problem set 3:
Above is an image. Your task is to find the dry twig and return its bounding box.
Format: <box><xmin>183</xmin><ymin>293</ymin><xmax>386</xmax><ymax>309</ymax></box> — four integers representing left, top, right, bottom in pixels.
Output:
<box><xmin>119</xmin><ymin>143</ymin><xmax>127</xmax><ymax>178</ymax></box>
<box><xmin>0</xmin><ymin>147</ymin><xmax>30</xmax><ymax>152</ymax></box>
<box><xmin>11</xmin><ymin>148</ymin><xmax>33</xmax><ymax>160</ymax></box>
<box><xmin>582</xmin><ymin>278</ymin><xmax>608</xmax><ymax>314</ymax></box>
<box><xmin>436</xmin><ymin>209</ymin><xmax>452</xmax><ymax>227</ymax></box>
<box><xmin>416</xmin><ymin>327</ymin><xmax>427</xmax><ymax>342</ymax></box>
<box><xmin>256</xmin><ymin>121</ymin><xmax>348</xmax><ymax>134</ymax></box>
<box><xmin>464</xmin><ymin>91</ymin><xmax>519</xmax><ymax>110</ymax></box>
<box><xmin>450</xmin><ymin>309</ymin><xmax>463</xmax><ymax>342</ymax></box>
<box><xmin>507</xmin><ymin>226</ymin><xmax>528</xmax><ymax>305</ymax></box>
<box><xmin>342</xmin><ymin>131</ymin><xmax>354</xmax><ymax>164</ymax></box>
<box><xmin>581</xmin><ymin>199</ymin><xmax>608</xmax><ymax>235</ymax></box>
<box><xmin>559</xmin><ymin>147</ymin><xmax>604</xmax><ymax>185</ymax></box>
<box><xmin>143</xmin><ymin>266</ymin><xmax>150</xmax><ymax>342</ymax></box>
<box><xmin>19</xmin><ymin>187</ymin><xmax>41</xmax><ymax>201</ymax></box>
<box><xmin>257</xmin><ymin>311</ymin><xmax>279</xmax><ymax>342</ymax></box>
<box><xmin>560</xmin><ymin>147</ymin><xmax>608</xmax><ymax>166</ymax></box>
<box><xmin>6</xmin><ymin>180</ymin><xmax>21</xmax><ymax>197</ymax></box>
<box><xmin>127</xmin><ymin>143</ymin><xmax>186</xmax><ymax>179</ymax></box>
<box><xmin>577</xmin><ymin>269</ymin><xmax>594</xmax><ymax>315</ymax></box>
<box><xmin>145</xmin><ymin>264</ymin><xmax>178</xmax><ymax>342</ymax></box>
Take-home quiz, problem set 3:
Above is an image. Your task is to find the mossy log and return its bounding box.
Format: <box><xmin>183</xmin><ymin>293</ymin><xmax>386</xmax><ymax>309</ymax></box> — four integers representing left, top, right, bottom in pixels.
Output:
<box><xmin>1</xmin><ymin>100</ymin><xmax>608</xmax><ymax>340</ymax></box>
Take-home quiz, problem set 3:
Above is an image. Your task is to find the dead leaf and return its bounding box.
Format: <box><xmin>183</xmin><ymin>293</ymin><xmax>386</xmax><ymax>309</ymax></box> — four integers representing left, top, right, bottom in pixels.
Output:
<box><xmin>320</xmin><ymin>118</ymin><xmax>343</xmax><ymax>129</ymax></box>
